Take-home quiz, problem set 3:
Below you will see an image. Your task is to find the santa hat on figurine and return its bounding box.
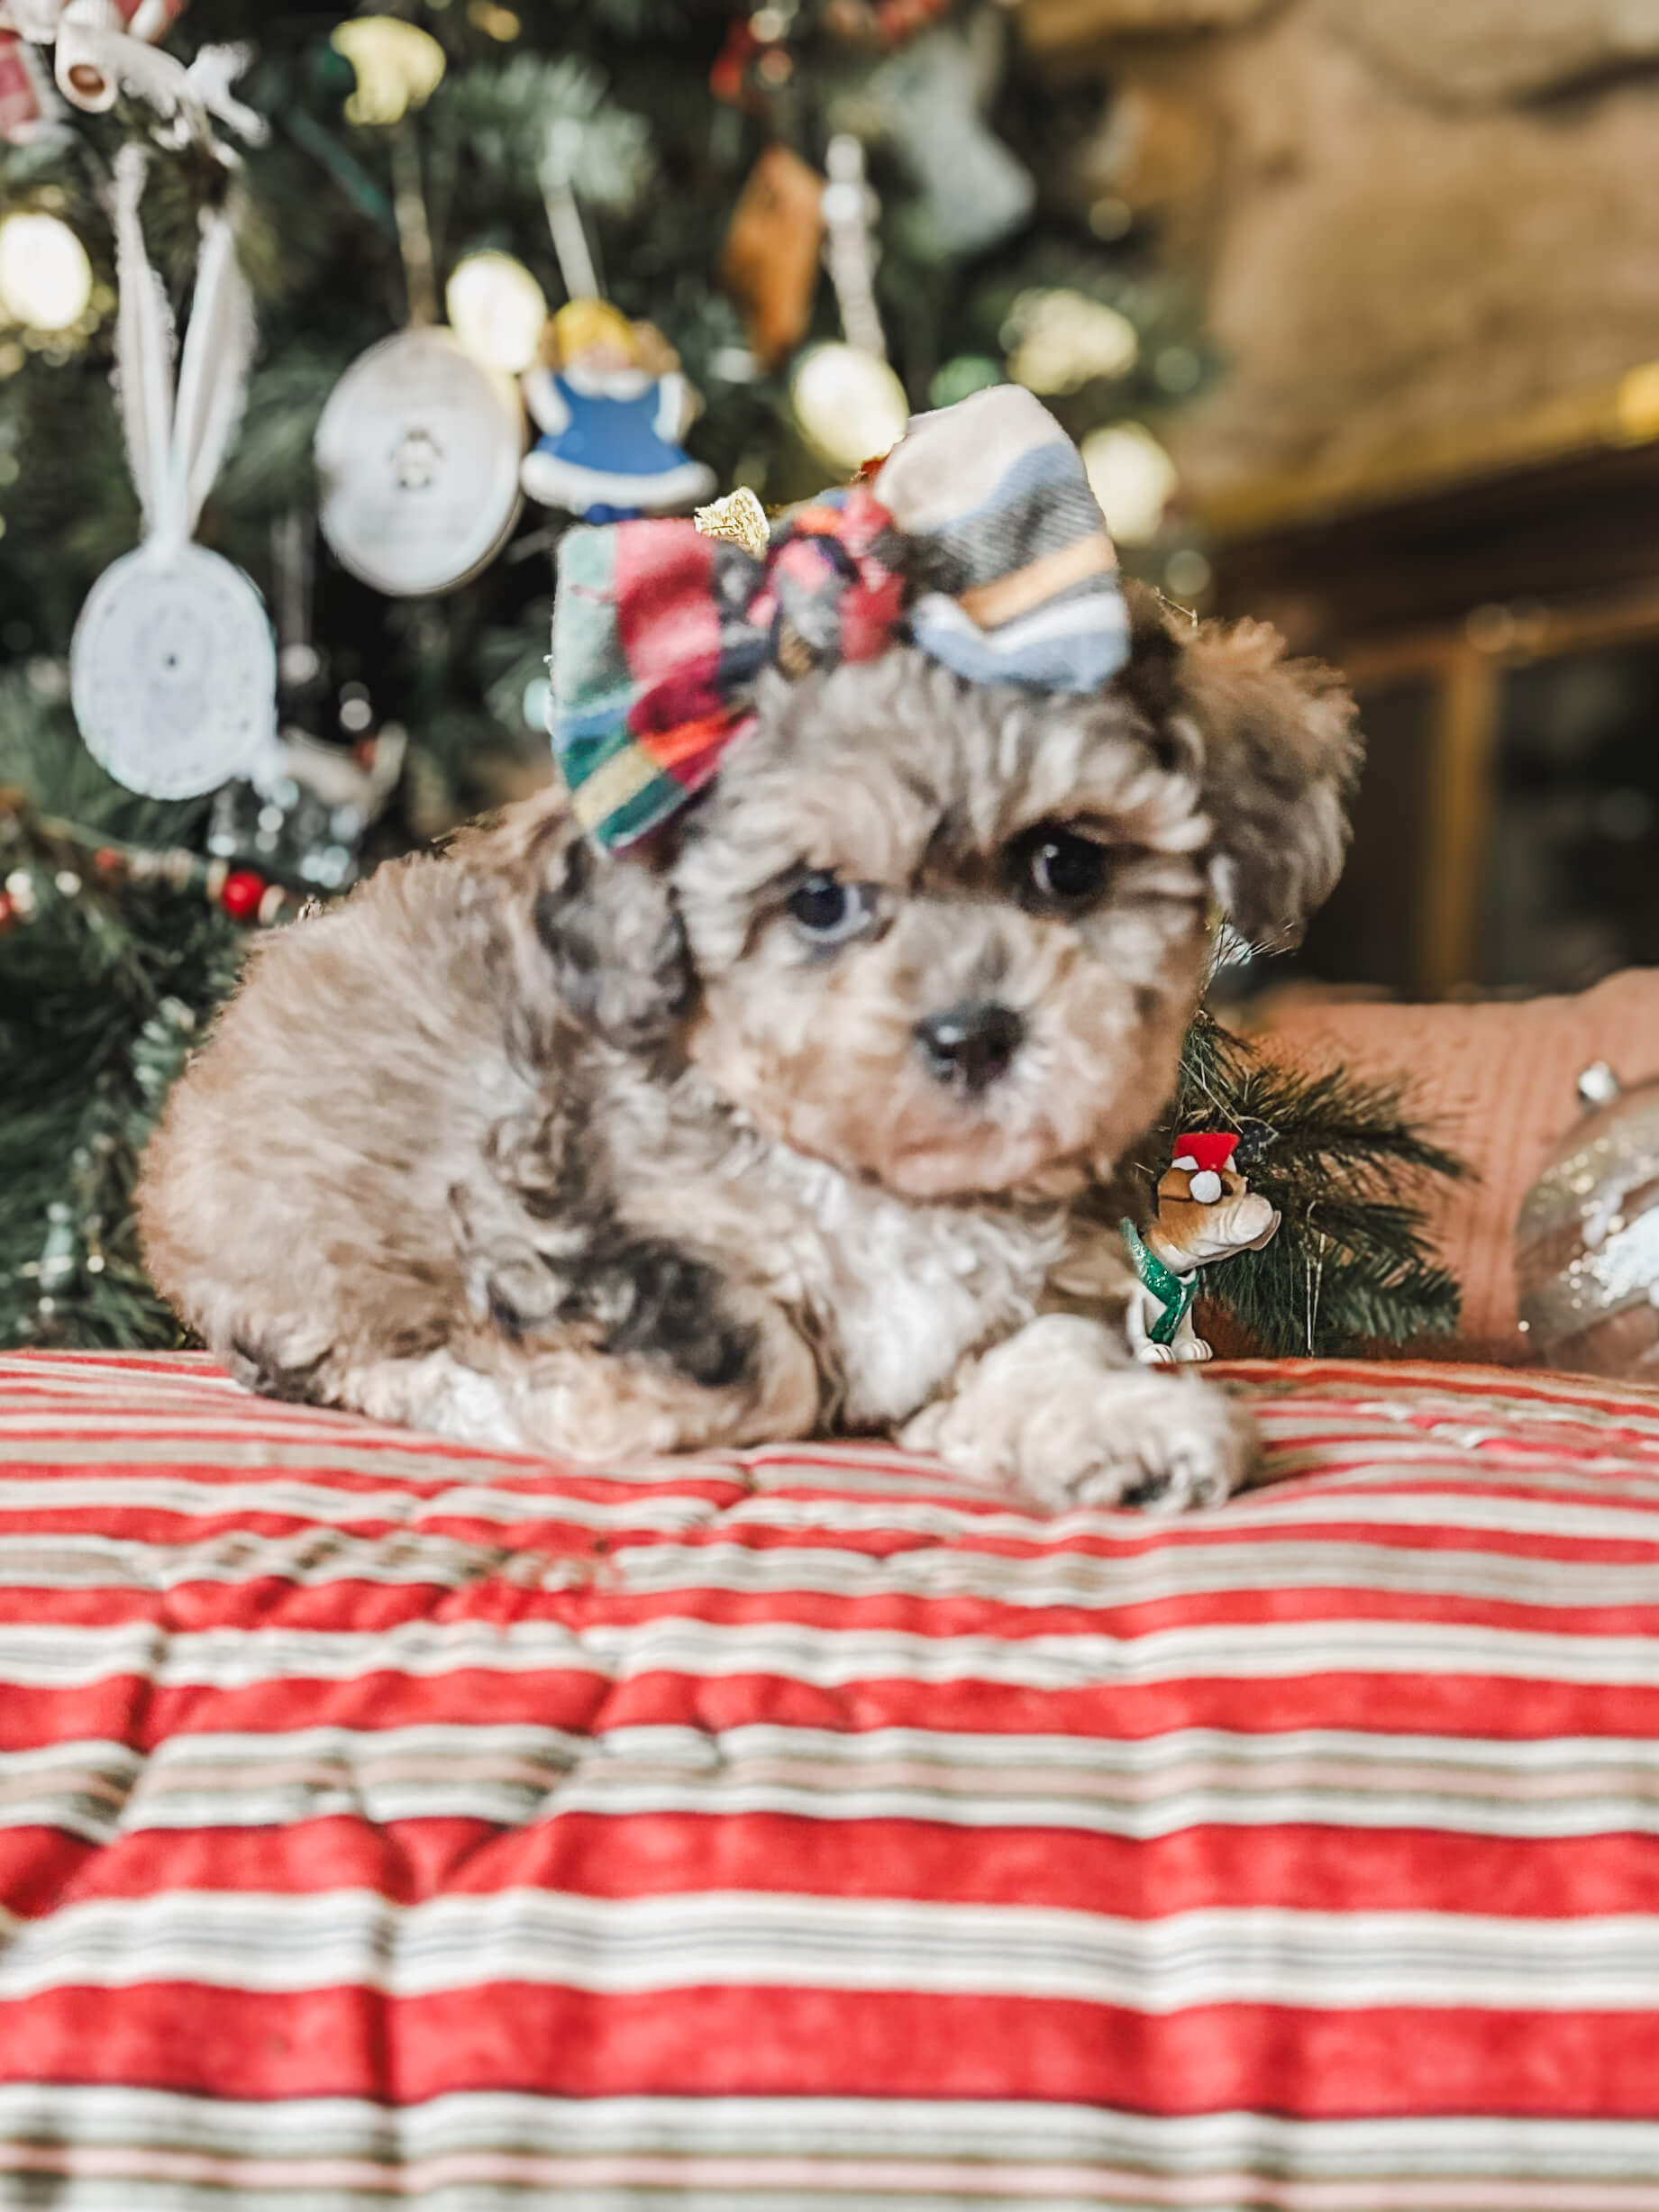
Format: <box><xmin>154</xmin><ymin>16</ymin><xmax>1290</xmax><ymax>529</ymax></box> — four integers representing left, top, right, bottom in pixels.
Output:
<box><xmin>1171</xmin><ymin>1133</ymin><xmax>1239</xmax><ymax>1204</ymax></box>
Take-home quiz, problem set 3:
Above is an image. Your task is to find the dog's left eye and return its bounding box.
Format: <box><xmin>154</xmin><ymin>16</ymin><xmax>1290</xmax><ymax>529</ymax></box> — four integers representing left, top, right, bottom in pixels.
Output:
<box><xmin>1008</xmin><ymin>825</ymin><xmax>1110</xmax><ymax>914</ymax></box>
<box><xmin>787</xmin><ymin>871</ymin><xmax>879</xmax><ymax>946</ymax></box>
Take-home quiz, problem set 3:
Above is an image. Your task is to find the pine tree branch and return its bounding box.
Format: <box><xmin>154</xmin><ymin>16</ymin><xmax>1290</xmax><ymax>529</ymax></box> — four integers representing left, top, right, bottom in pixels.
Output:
<box><xmin>1150</xmin><ymin>1012</ymin><xmax>1472</xmax><ymax>1356</ymax></box>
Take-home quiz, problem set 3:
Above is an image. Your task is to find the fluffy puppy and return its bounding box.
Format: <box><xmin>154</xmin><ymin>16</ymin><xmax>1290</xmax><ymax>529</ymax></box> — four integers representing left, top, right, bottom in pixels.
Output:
<box><xmin>137</xmin><ymin>587</ymin><xmax>1358</xmax><ymax>1510</ymax></box>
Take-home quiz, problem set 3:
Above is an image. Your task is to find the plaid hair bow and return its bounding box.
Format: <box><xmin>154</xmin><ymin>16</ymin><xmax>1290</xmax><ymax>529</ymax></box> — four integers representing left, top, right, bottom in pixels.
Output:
<box><xmin>551</xmin><ymin>384</ymin><xmax>1131</xmax><ymax>851</ymax></box>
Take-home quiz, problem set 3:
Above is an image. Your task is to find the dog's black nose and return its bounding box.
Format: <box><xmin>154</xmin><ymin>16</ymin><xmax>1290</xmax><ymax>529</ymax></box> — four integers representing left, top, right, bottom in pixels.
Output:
<box><xmin>915</xmin><ymin>999</ymin><xmax>1025</xmax><ymax>1093</ymax></box>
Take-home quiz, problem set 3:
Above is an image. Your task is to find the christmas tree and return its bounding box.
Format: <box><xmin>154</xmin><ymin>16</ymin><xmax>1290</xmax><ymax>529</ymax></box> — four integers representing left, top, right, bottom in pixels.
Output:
<box><xmin>0</xmin><ymin>0</ymin><xmax>1459</xmax><ymax>1357</ymax></box>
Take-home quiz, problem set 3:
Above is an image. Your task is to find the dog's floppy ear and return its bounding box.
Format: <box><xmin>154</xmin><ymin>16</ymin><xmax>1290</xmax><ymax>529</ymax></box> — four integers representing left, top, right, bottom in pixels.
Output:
<box><xmin>465</xmin><ymin>787</ymin><xmax>693</xmax><ymax>1051</ymax></box>
<box><xmin>1168</xmin><ymin>609</ymin><xmax>1363</xmax><ymax>951</ymax></box>
<box><xmin>533</xmin><ymin>829</ymin><xmax>692</xmax><ymax>1051</ymax></box>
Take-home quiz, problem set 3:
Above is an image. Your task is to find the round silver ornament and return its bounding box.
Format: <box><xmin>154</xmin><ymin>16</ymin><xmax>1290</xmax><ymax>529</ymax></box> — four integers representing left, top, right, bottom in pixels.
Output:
<box><xmin>1516</xmin><ymin>1064</ymin><xmax>1659</xmax><ymax>1379</ymax></box>
<box><xmin>314</xmin><ymin>326</ymin><xmax>524</xmax><ymax>597</ymax></box>
<box><xmin>70</xmin><ymin>542</ymin><xmax>278</xmax><ymax>800</ymax></box>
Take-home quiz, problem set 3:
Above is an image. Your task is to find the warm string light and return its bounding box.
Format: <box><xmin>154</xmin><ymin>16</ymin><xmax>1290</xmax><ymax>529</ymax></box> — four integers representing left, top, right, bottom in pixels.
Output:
<box><xmin>1081</xmin><ymin>421</ymin><xmax>1179</xmax><ymax>546</ymax></box>
<box><xmin>0</xmin><ymin>210</ymin><xmax>93</xmax><ymax>332</ymax></box>
<box><xmin>0</xmin><ymin>798</ymin><xmax>313</xmax><ymax>933</ymax></box>
<box><xmin>1004</xmin><ymin>287</ymin><xmax>1139</xmax><ymax>396</ymax></box>
<box><xmin>790</xmin><ymin>341</ymin><xmax>908</xmax><ymax>472</ymax></box>
<box><xmin>445</xmin><ymin>250</ymin><xmax>548</xmax><ymax>375</ymax></box>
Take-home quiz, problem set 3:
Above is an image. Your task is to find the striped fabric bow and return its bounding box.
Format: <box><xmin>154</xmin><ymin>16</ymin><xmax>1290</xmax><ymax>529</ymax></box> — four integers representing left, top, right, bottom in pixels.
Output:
<box><xmin>551</xmin><ymin>488</ymin><xmax>903</xmax><ymax>851</ymax></box>
<box><xmin>551</xmin><ymin>384</ymin><xmax>1131</xmax><ymax>851</ymax></box>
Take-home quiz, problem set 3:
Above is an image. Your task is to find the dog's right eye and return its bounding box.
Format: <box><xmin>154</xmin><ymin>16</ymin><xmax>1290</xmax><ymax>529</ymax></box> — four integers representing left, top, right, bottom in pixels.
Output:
<box><xmin>786</xmin><ymin>871</ymin><xmax>877</xmax><ymax>946</ymax></box>
<box><xmin>1007</xmin><ymin>824</ymin><xmax>1111</xmax><ymax>915</ymax></box>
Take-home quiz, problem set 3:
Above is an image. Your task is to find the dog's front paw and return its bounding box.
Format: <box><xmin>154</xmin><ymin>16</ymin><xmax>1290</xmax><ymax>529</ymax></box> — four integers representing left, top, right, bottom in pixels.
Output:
<box><xmin>903</xmin><ymin>1315</ymin><xmax>1253</xmax><ymax>1514</ymax></box>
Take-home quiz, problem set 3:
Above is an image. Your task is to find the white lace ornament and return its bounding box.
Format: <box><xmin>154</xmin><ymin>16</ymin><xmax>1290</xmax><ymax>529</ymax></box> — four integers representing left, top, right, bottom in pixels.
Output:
<box><xmin>69</xmin><ymin>145</ymin><xmax>277</xmax><ymax>798</ymax></box>
<box><xmin>314</xmin><ymin>325</ymin><xmax>524</xmax><ymax>598</ymax></box>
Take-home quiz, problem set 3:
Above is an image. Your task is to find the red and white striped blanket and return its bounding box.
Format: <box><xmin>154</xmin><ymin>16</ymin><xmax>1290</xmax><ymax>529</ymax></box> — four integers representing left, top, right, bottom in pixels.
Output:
<box><xmin>2</xmin><ymin>1349</ymin><xmax>1657</xmax><ymax>2207</ymax></box>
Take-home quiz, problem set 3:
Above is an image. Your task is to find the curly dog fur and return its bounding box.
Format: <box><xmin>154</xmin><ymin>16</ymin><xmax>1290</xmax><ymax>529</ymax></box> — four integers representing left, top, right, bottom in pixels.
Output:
<box><xmin>137</xmin><ymin>583</ymin><xmax>1359</xmax><ymax>1509</ymax></box>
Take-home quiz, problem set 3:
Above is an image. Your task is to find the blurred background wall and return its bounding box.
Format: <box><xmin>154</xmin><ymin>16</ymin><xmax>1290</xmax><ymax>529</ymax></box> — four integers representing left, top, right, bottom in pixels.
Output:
<box><xmin>1028</xmin><ymin>0</ymin><xmax>1659</xmax><ymax>1001</ymax></box>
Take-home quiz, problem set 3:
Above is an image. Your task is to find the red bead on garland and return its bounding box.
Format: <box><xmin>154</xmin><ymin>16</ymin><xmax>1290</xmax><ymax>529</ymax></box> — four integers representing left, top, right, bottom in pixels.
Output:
<box><xmin>219</xmin><ymin>869</ymin><xmax>267</xmax><ymax>923</ymax></box>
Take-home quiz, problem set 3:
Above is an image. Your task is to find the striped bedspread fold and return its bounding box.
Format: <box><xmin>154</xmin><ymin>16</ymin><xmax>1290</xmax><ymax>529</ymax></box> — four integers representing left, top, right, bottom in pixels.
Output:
<box><xmin>1</xmin><ymin>1349</ymin><xmax>1658</xmax><ymax>2207</ymax></box>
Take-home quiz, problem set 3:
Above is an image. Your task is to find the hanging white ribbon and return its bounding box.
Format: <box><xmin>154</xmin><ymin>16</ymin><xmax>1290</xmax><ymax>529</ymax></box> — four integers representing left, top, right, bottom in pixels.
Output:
<box><xmin>540</xmin><ymin>117</ymin><xmax>601</xmax><ymax>303</ymax></box>
<box><xmin>110</xmin><ymin>141</ymin><xmax>254</xmax><ymax>553</ymax></box>
<box><xmin>820</xmin><ymin>134</ymin><xmax>887</xmax><ymax>362</ymax></box>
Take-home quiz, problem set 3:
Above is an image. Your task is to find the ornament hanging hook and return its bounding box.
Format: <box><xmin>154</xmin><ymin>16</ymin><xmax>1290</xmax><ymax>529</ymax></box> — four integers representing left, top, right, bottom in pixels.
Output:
<box><xmin>389</xmin><ymin>122</ymin><xmax>438</xmax><ymax>327</ymax></box>
<box><xmin>820</xmin><ymin>132</ymin><xmax>885</xmax><ymax>360</ymax></box>
<box><xmin>271</xmin><ymin>506</ymin><xmax>319</xmax><ymax>695</ymax></box>
<box><xmin>541</xmin><ymin>116</ymin><xmax>601</xmax><ymax>302</ymax></box>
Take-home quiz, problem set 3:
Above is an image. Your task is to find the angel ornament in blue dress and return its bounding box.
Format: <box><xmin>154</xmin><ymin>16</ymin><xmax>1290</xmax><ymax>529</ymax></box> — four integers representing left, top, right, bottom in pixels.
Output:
<box><xmin>520</xmin><ymin>299</ymin><xmax>716</xmax><ymax>523</ymax></box>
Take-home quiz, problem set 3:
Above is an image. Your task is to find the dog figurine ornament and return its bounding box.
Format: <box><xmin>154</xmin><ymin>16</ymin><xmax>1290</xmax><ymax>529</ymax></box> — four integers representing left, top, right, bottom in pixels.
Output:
<box><xmin>1123</xmin><ymin>1133</ymin><xmax>1281</xmax><ymax>1367</ymax></box>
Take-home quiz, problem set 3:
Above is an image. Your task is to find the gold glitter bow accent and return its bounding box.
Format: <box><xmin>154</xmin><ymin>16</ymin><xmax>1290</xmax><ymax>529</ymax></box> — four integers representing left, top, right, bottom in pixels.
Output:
<box><xmin>694</xmin><ymin>487</ymin><xmax>770</xmax><ymax>560</ymax></box>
